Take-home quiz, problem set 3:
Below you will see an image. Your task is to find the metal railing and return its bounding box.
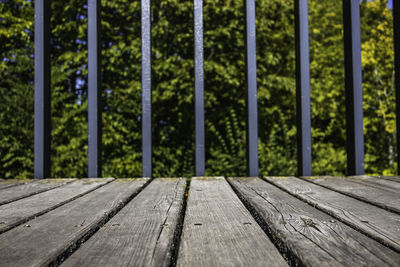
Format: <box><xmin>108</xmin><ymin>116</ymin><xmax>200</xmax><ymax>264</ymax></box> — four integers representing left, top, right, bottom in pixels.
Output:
<box><xmin>33</xmin><ymin>0</ymin><xmax>400</xmax><ymax>178</ymax></box>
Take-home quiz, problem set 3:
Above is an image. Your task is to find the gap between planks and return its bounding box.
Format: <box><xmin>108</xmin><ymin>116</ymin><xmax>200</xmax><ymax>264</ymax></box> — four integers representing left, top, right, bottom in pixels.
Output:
<box><xmin>61</xmin><ymin>178</ymin><xmax>186</xmax><ymax>267</ymax></box>
<box><xmin>177</xmin><ymin>177</ymin><xmax>287</xmax><ymax>267</ymax></box>
<box><xmin>299</xmin><ymin>176</ymin><xmax>400</xmax><ymax>214</ymax></box>
<box><xmin>346</xmin><ymin>175</ymin><xmax>400</xmax><ymax>193</ymax></box>
<box><xmin>228</xmin><ymin>177</ymin><xmax>400</xmax><ymax>266</ymax></box>
<box><xmin>0</xmin><ymin>178</ymin><xmax>150</xmax><ymax>267</ymax></box>
<box><xmin>1</xmin><ymin>177</ymin><xmax>399</xmax><ymax>266</ymax></box>
<box><xmin>264</xmin><ymin>176</ymin><xmax>400</xmax><ymax>253</ymax></box>
<box><xmin>0</xmin><ymin>179</ymin><xmax>32</xmax><ymax>190</ymax></box>
<box><xmin>374</xmin><ymin>176</ymin><xmax>400</xmax><ymax>183</ymax></box>
<box><xmin>0</xmin><ymin>178</ymin><xmax>75</xmax><ymax>206</ymax></box>
<box><xmin>0</xmin><ymin>178</ymin><xmax>114</xmax><ymax>234</ymax></box>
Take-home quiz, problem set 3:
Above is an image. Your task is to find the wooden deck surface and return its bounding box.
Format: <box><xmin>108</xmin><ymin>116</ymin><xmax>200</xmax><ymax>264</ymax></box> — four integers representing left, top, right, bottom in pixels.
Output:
<box><xmin>0</xmin><ymin>176</ymin><xmax>399</xmax><ymax>266</ymax></box>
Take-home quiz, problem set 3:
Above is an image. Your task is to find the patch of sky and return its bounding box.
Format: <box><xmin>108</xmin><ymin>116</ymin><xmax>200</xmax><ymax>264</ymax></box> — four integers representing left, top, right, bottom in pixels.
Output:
<box><xmin>76</xmin><ymin>14</ymin><xmax>86</xmax><ymax>20</ymax></box>
<box><xmin>76</xmin><ymin>39</ymin><xmax>87</xmax><ymax>45</ymax></box>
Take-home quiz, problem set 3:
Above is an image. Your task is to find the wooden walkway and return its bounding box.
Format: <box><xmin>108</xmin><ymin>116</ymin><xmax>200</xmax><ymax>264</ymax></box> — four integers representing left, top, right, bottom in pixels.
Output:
<box><xmin>0</xmin><ymin>177</ymin><xmax>399</xmax><ymax>266</ymax></box>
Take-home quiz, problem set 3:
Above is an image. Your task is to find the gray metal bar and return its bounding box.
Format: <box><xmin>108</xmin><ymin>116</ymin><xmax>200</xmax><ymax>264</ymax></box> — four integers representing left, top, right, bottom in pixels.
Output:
<box><xmin>34</xmin><ymin>0</ymin><xmax>51</xmax><ymax>179</ymax></box>
<box><xmin>295</xmin><ymin>0</ymin><xmax>312</xmax><ymax>176</ymax></box>
<box><xmin>244</xmin><ymin>0</ymin><xmax>259</xmax><ymax>177</ymax></box>
<box><xmin>394</xmin><ymin>0</ymin><xmax>400</xmax><ymax>174</ymax></box>
<box><xmin>142</xmin><ymin>0</ymin><xmax>152</xmax><ymax>177</ymax></box>
<box><xmin>194</xmin><ymin>0</ymin><xmax>205</xmax><ymax>176</ymax></box>
<box><xmin>88</xmin><ymin>0</ymin><xmax>102</xmax><ymax>178</ymax></box>
<box><xmin>343</xmin><ymin>0</ymin><xmax>364</xmax><ymax>175</ymax></box>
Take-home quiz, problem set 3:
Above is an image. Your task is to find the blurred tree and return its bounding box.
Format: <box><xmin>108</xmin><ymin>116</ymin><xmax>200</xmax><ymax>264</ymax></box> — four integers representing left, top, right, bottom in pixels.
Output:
<box><xmin>360</xmin><ymin>0</ymin><xmax>395</xmax><ymax>175</ymax></box>
<box><xmin>0</xmin><ymin>0</ymin><xmax>396</xmax><ymax>178</ymax></box>
<box><xmin>0</xmin><ymin>0</ymin><xmax>34</xmax><ymax>178</ymax></box>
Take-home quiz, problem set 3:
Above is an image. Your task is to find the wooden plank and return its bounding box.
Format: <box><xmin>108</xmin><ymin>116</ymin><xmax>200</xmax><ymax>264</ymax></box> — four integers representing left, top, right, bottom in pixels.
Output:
<box><xmin>228</xmin><ymin>177</ymin><xmax>400</xmax><ymax>266</ymax></box>
<box><xmin>299</xmin><ymin>176</ymin><xmax>400</xmax><ymax>214</ymax></box>
<box><xmin>0</xmin><ymin>179</ymin><xmax>30</xmax><ymax>190</ymax></box>
<box><xmin>62</xmin><ymin>178</ymin><xmax>186</xmax><ymax>267</ymax></box>
<box><xmin>374</xmin><ymin>176</ymin><xmax>400</xmax><ymax>183</ymax></box>
<box><xmin>347</xmin><ymin>175</ymin><xmax>400</xmax><ymax>193</ymax></box>
<box><xmin>0</xmin><ymin>178</ymin><xmax>148</xmax><ymax>267</ymax></box>
<box><xmin>0</xmin><ymin>178</ymin><xmax>113</xmax><ymax>234</ymax></box>
<box><xmin>265</xmin><ymin>176</ymin><xmax>400</xmax><ymax>252</ymax></box>
<box><xmin>0</xmin><ymin>179</ymin><xmax>74</xmax><ymax>205</ymax></box>
<box><xmin>177</xmin><ymin>177</ymin><xmax>287</xmax><ymax>267</ymax></box>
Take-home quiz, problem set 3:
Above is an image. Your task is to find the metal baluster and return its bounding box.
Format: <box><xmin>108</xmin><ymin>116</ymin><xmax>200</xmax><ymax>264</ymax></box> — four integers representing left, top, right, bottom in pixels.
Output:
<box><xmin>34</xmin><ymin>0</ymin><xmax>51</xmax><ymax>179</ymax></box>
<box><xmin>142</xmin><ymin>0</ymin><xmax>152</xmax><ymax>177</ymax></box>
<box><xmin>244</xmin><ymin>0</ymin><xmax>259</xmax><ymax>177</ymax></box>
<box><xmin>343</xmin><ymin>0</ymin><xmax>364</xmax><ymax>175</ymax></box>
<box><xmin>88</xmin><ymin>0</ymin><xmax>102</xmax><ymax>177</ymax></box>
<box><xmin>195</xmin><ymin>0</ymin><xmax>205</xmax><ymax>176</ymax></box>
<box><xmin>295</xmin><ymin>0</ymin><xmax>312</xmax><ymax>176</ymax></box>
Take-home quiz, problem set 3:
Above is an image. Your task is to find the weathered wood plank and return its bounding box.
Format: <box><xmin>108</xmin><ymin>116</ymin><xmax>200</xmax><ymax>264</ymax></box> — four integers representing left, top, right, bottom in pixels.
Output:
<box><xmin>0</xmin><ymin>179</ymin><xmax>30</xmax><ymax>190</ymax></box>
<box><xmin>347</xmin><ymin>176</ymin><xmax>400</xmax><ymax>193</ymax></box>
<box><xmin>62</xmin><ymin>178</ymin><xmax>186</xmax><ymax>267</ymax></box>
<box><xmin>300</xmin><ymin>176</ymin><xmax>400</xmax><ymax>214</ymax></box>
<box><xmin>177</xmin><ymin>177</ymin><xmax>287</xmax><ymax>267</ymax></box>
<box><xmin>0</xmin><ymin>179</ymin><xmax>74</xmax><ymax>205</ymax></box>
<box><xmin>265</xmin><ymin>176</ymin><xmax>400</xmax><ymax>252</ymax></box>
<box><xmin>0</xmin><ymin>178</ymin><xmax>113</xmax><ymax>234</ymax></box>
<box><xmin>374</xmin><ymin>176</ymin><xmax>400</xmax><ymax>183</ymax></box>
<box><xmin>228</xmin><ymin>177</ymin><xmax>400</xmax><ymax>266</ymax></box>
<box><xmin>0</xmin><ymin>178</ymin><xmax>148</xmax><ymax>267</ymax></box>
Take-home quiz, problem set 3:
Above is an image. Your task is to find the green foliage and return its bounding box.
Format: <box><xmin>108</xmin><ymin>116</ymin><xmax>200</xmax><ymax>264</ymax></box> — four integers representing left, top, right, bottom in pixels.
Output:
<box><xmin>0</xmin><ymin>0</ymin><xmax>396</xmax><ymax>178</ymax></box>
<box><xmin>0</xmin><ymin>0</ymin><xmax>34</xmax><ymax>178</ymax></box>
<box><xmin>307</xmin><ymin>0</ymin><xmax>348</xmax><ymax>175</ymax></box>
<box><xmin>360</xmin><ymin>0</ymin><xmax>396</xmax><ymax>175</ymax></box>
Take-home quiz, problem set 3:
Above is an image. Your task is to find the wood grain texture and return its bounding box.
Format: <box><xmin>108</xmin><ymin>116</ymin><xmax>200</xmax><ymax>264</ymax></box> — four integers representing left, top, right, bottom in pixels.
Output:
<box><xmin>347</xmin><ymin>176</ymin><xmax>400</xmax><ymax>193</ymax></box>
<box><xmin>0</xmin><ymin>179</ymin><xmax>30</xmax><ymax>190</ymax></box>
<box><xmin>0</xmin><ymin>178</ymin><xmax>113</xmax><ymax>233</ymax></box>
<box><xmin>177</xmin><ymin>177</ymin><xmax>287</xmax><ymax>267</ymax></box>
<box><xmin>62</xmin><ymin>178</ymin><xmax>186</xmax><ymax>267</ymax></box>
<box><xmin>373</xmin><ymin>176</ymin><xmax>400</xmax><ymax>183</ymax></box>
<box><xmin>0</xmin><ymin>179</ymin><xmax>148</xmax><ymax>267</ymax></box>
<box><xmin>0</xmin><ymin>179</ymin><xmax>74</xmax><ymax>205</ymax></box>
<box><xmin>299</xmin><ymin>176</ymin><xmax>400</xmax><ymax>214</ymax></box>
<box><xmin>228</xmin><ymin>177</ymin><xmax>400</xmax><ymax>266</ymax></box>
<box><xmin>265</xmin><ymin>176</ymin><xmax>400</xmax><ymax>252</ymax></box>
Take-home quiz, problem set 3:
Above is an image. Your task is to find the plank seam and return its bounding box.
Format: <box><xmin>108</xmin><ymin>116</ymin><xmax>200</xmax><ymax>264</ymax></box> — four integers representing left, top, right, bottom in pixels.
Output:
<box><xmin>0</xmin><ymin>180</ymin><xmax>75</xmax><ymax>206</ymax></box>
<box><xmin>378</xmin><ymin>176</ymin><xmax>400</xmax><ymax>183</ymax></box>
<box><xmin>0</xmin><ymin>182</ymin><xmax>29</xmax><ymax>191</ymax></box>
<box><xmin>297</xmin><ymin>176</ymin><xmax>400</xmax><ymax>215</ymax></box>
<box><xmin>264</xmin><ymin>177</ymin><xmax>400</xmax><ymax>253</ymax></box>
<box><xmin>226</xmin><ymin>178</ymin><xmax>305</xmax><ymax>267</ymax></box>
<box><xmin>344</xmin><ymin>178</ymin><xmax>398</xmax><ymax>193</ymax></box>
<box><xmin>0</xmin><ymin>179</ymin><xmax>114</xmax><ymax>235</ymax></box>
<box><xmin>168</xmin><ymin>178</ymin><xmax>190</xmax><ymax>267</ymax></box>
<box><xmin>48</xmin><ymin>178</ymin><xmax>152</xmax><ymax>266</ymax></box>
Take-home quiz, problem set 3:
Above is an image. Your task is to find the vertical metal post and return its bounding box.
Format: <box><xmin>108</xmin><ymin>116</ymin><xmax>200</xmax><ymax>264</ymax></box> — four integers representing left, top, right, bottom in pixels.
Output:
<box><xmin>88</xmin><ymin>0</ymin><xmax>102</xmax><ymax>178</ymax></box>
<box><xmin>142</xmin><ymin>0</ymin><xmax>152</xmax><ymax>177</ymax></box>
<box><xmin>194</xmin><ymin>0</ymin><xmax>205</xmax><ymax>176</ymax></box>
<box><xmin>295</xmin><ymin>0</ymin><xmax>312</xmax><ymax>176</ymax></box>
<box><xmin>394</xmin><ymin>0</ymin><xmax>400</xmax><ymax>174</ymax></box>
<box><xmin>343</xmin><ymin>0</ymin><xmax>364</xmax><ymax>175</ymax></box>
<box><xmin>244</xmin><ymin>0</ymin><xmax>259</xmax><ymax>177</ymax></box>
<box><xmin>34</xmin><ymin>0</ymin><xmax>51</xmax><ymax>179</ymax></box>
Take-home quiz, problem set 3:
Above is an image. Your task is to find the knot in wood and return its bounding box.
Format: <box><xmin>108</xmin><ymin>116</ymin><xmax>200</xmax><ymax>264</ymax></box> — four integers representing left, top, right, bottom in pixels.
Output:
<box><xmin>301</xmin><ymin>217</ymin><xmax>316</xmax><ymax>227</ymax></box>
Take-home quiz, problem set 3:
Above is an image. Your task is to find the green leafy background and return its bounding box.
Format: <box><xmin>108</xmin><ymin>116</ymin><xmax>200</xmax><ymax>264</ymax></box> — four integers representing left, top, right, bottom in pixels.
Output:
<box><xmin>0</xmin><ymin>0</ymin><xmax>396</xmax><ymax>178</ymax></box>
